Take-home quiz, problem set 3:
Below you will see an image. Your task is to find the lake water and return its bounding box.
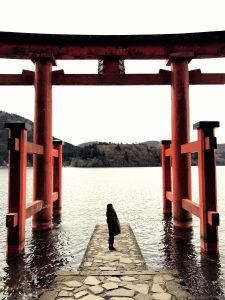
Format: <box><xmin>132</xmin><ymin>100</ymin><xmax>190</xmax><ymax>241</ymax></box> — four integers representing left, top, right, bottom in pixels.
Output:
<box><xmin>0</xmin><ymin>167</ymin><xmax>225</xmax><ymax>299</ymax></box>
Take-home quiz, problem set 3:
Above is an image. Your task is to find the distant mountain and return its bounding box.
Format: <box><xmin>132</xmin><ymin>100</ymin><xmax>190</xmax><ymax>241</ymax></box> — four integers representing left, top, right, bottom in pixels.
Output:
<box><xmin>77</xmin><ymin>141</ymin><xmax>99</xmax><ymax>148</ymax></box>
<box><xmin>0</xmin><ymin>111</ymin><xmax>32</xmax><ymax>166</ymax></box>
<box><xmin>0</xmin><ymin>111</ymin><xmax>77</xmax><ymax>167</ymax></box>
<box><xmin>1</xmin><ymin>111</ymin><xmax>225</xmax><ymax>167</ymax></box>
<box><xmin>215</xmin><ymin>144</ymin><xmax>225</xmax><ymax>165</ymax></box>
<box><xmin>0</xmin><ymin>111</ymin><xmax>162</xmax><ymax>168</ymax></box>
<box><xmin>142</xmin><ymin>141</ymin><xmax>161</xmax><ymax>149</ymax></box>
<box><xmin>70</xmin><ymin>142</ymin><xmax>161</xmax><ymax>167</ymax></box>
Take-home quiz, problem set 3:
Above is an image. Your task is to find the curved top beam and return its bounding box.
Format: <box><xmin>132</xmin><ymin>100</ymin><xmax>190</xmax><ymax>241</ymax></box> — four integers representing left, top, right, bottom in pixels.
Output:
<box><xmin>0</xmin><ymin>30</ymin><xmax>225</xmax><ymax>60</ymax></box>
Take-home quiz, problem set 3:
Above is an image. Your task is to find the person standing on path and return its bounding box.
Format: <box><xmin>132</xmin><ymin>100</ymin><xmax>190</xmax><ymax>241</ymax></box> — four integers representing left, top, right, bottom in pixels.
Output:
<box><xmin>106</xmin><ymin>204</ymin><xmax>121</xmax><ymax>251</ymax></box>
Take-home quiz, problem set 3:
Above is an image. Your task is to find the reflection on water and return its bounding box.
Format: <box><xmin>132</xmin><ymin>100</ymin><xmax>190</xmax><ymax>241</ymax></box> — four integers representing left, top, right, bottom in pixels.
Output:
<box><xmin>2</xmin><ymin>218</ymin><xmax>65</xmax><ymax>299</ymax></box>
<box><xmin>0</xmin><ymin>167</ymin><xmax>225</xmax><ymax>299</ymax></box>
<box><xmin>162</xmin><ymin>215</ymin><xmax>224</xmax><ymax>298</ymax></box>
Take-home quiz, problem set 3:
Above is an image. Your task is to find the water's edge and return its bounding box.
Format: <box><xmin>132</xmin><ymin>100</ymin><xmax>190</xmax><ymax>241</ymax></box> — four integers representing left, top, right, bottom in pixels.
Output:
<box><xmin>0</xmin><ymin>167</ymin><xmax>224</xmax><ymax>299</ymax></box>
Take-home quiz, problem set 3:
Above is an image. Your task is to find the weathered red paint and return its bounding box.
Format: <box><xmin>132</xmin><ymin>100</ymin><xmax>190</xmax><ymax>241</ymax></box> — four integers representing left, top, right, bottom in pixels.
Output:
<box><xmin>52</xmin><ymin>192</ymin><xmax>59</xmax><ymax>202</ymax></box>
<box><xmin>5</xmin><ymin>123</ymin><xmax>28</xmax><ymax>258</ymax></box>
<box><xmin>6</xmin><ymin>200</ymin><xmax>44</xmax><ymax>228</ymax></box>
<box><xmin>181</xmin><ymin>141</ymin><xmax>198</xmax><ymax>154</ymax></box>
<box><xmin>26</xmin><ymin>200</ymin><xmax>44</xmax><ymax>219</ymax></box>
<box><xmin>27</xmin><ymin>142</ymin><xmax>44</xmax><ymax>155</ymax></box>
<box><xmin>171</xmin><ymin>58</ymin><xmax>192</xmax><ymax>229</ymax></box>
<box><xmin>53</xmin><ymin>141</ymin><xmax>63</xmax><ymax>217</ymax></box>
<box><xmin>162</xmin><ymin>120</ymin><xmax>220</xmax><ymax>253</ymax></box>
<box><xmin>0</xmin><ymin>31</ymin><xmax>225</xmax><ymax>60</ymax></box>
<box><xmin>1</xmin><ymin>69</ymin><xmax>225</xmax><ymax>86</ymax></box>
<box><xmin>189</xmin><ymin>69</ymin><xmax>225</xmax><ymax>85</ymax></box>
<box><xmin>182</xmin><ymin>198</ymin><xmax>200</xmax><ymax>218</ymax></box>
<box><xmin>195</xmin><ymin>121</ymin><xmax>219</xmax><ymax>254</ymax></box>
<box><xmin>32</xmin><ymin>59</ymin><xmax>53</xmax><ymax>232</ymax></box>
<box><xmin>161</xmin><ymin>140</ymin><xmax>172</xmax><ymax>214</ymax></box>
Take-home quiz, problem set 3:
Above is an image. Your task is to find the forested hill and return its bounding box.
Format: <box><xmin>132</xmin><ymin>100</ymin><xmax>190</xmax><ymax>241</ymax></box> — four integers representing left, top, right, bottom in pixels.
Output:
<box><xmin>69</xmin><ymin>142</ymin><xmax>161</xmax><ymax>167</ymax></box>
<box><xmin>1</xmin><ymin>111</ymin><xmax>225</xmax><ymax>167</ymax></box>
<box><xmin>0</xmin><ymin>111</ymin><xmax>76</xmax><ymax>167</ymax></box>
<box><xmin>0</xmin><ymin>111</ymin><xmax>161</xmax><ymax>167</ymax></box>
<box><xmin>66</xmin><ymin>142</ymin><xmax>225</xmax><ymax>167</ymax></box>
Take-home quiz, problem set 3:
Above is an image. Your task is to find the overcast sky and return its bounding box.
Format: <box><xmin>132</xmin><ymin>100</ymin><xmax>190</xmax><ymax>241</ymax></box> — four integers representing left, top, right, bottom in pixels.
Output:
<box><xmin>0</xmin><ymin>0</ymin><xmax>225</xmax><ymax>145</ymax></box>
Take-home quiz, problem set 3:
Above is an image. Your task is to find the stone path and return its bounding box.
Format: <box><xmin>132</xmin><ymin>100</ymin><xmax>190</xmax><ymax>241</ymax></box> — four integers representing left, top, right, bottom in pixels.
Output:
<box><xmin>38</xmin><ymin>224</ymin><xmax>193</xmax><ymax>300</ymax></box>
<box><xmin>78</xmin><ymin>224</ymin><xmax>147</xmax><ymax>273</ymax></box>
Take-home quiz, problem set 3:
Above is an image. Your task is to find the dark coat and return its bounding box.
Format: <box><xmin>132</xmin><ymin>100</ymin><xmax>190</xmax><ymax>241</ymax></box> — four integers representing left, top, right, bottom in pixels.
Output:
<box><xmin>106</xmin><ymin>204</ymin><xmax>121</xmax><ymax>237</ymax></box>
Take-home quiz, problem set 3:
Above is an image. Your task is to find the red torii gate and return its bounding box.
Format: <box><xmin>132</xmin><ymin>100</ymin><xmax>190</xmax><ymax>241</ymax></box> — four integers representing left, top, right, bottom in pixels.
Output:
<box><xmin>1</xmin><ymin>30</ymin><xmax>225</xmax><ymax>258</ymax></box>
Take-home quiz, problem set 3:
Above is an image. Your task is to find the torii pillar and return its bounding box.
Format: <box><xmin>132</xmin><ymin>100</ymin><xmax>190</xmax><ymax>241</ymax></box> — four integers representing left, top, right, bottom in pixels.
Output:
<box><xmin>32</xmin><ymin>58</ymin><xmax>54</xmax><ymax>231</ymax></box>
<box><xmin>170</xmin><ymin>54</ymin><xmax>193</xmax><ymax>229</ymax></box>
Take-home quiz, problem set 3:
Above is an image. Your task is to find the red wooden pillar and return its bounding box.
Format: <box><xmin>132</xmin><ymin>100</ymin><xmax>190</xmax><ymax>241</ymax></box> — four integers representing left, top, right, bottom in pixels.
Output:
<box><xmin>5</xmin><ymin>122</ymin><xmax>30</xmax><ymax>258</ymax></box>
<box><xmin>161</xmin><ymin>140</ymin><xmax>172</xmax><ymax>214</ymax></box>
<box><xmin>170</xmin><ymin>57</ymin><xmax>192</xmax><ymax>229</ymax></box>
<box><xmin>194</xmin><ymin>121</ymin><xmax>220</xmax><ymax>254</ymax></box>
<box><xmin>53</xmin><ymin>140</ymin><xmax>63</xmax><ymax>217</ymax></box>
<box><xmin>32</xmin><ymin>59</ymin><xmax>53</xmax><ymax>231</ymax></box>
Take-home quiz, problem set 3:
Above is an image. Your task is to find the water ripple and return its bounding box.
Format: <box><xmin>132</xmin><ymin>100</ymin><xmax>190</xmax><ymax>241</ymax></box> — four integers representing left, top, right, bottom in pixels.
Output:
<box><xmin>0</xmin><ymin>167</ymin><xmax>225</xmax><ymax>298</ymax></box>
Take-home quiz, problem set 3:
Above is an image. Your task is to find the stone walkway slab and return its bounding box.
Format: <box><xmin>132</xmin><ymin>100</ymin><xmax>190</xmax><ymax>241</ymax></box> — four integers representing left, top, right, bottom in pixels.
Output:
<box><xmin>38</xmin><ymin>224</ymin><xmax>193</xmax><ymax>300</ymax></box>
<box><xmin>79</xmin><ymin>224</ymin><xmax>147</xmax><ymax>273</ymax></box>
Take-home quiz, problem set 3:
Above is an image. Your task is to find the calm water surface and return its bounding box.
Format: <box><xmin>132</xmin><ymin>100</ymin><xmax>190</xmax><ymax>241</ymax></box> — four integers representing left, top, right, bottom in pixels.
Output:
<box><xmin>0</xmin><ymin>167</ymin><xmax>225</xmax><ymax>299</ymax></box>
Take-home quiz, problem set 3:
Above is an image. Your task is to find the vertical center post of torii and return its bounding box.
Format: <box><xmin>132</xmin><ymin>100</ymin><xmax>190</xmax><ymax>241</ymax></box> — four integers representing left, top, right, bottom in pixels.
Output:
<box><xmin>32</xmin><ymin>59</ymin><xmax>53</xmax><ymax>231</ymax></box>
<box><xmin>170</xmin><ymin>56</ymin><xmax>192</xmax><ymax>229</ymax></box>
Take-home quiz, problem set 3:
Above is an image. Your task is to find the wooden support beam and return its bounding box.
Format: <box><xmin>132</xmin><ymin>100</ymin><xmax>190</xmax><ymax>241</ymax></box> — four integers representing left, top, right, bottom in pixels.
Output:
<box><xmin>5</xmin><ymin>123</ymin><xmax>27</xmax><ymax>258</ymax></box>
<box><xmin>53</xmin><ymin>140</ymin><xmax>63</xmax><ymax>217</ymax></box>
<box><xmin>162</xmin><ymin>140</ymin><xmax>172</xmax><ymax>214</ymax></box>
<box><xmin>166</xmin><ymin>191</ymin><xmax>173</xmax><ymax>202</ymax></box>
<box><xmin>1</xmin><ymin>31</ymin><xmax>225</xmax><ymax>59</ymax></box>
<box><xmin>27</xmin><ymin>142</ymin><xmax>44</xmax><ymax>155</ymax></box>
<box><xmin>52</xmin><ymin>148</ymin><xmax>59</xmax><ymax>157</ymax></box>
<box><xmin>98</xmin><ymin>58</ymin><xmax>125</xmax><ymax>75</ymax></box>
<box><xmin>208</xmin><ymin>211</ymin><xmax>219</xmax><ymax>226</ymax></box>
<box><xmin>26</xmin><ymin>200</ymin><xmax>43</xmax><ymax>219</ymax></box>
<box><xmin>6</xmin><ymin>213</ymin><xmax>18</xmax><ymax>228</ymax></box>
<box><xmin>182</xmin><ymin>198</ymin><xmax>200</xmax><ymax>218</ymax></box>
<box><xmin>181</xmin><ymin>141</ymin><xmax>199</xmax><ymax>154</ymax></box>
<box><xmin>189</xmin><ymin>69</ymin><xmax>225</xmax><ymax>85</ymax></box>
<box><xmin>8</xmin><ymin>139</ymin><xmax>45</xmax><ymax>155</ymax></box>
<box><xmin>181</xmin><ymin>136</ymin><xmax>217</xmax><ymax>154</ymax></box>
<box><xmin>167</xmin><ymin>52</ymin><xmax>194</xmax><ymax>66</ymax></box>
<box><xmin>33</xmin><ymin>59</ymin><xmax>53</xmax><ymax>232</ymax></box>
<box><xmin>52</xmin><ymin>192</ymin><xmax>59</xmax><ymax>202</ymax></box>
<box><xmin>195</xmin><ymin>121</ymin><xmax>219</xmax><ymax>254</ymax></box>
<box><xmin>205</xmin><ymin>136</ymin><xmax>217</xmax><ymax>150</ymax></box>
<box><xmin>165</xmin><ymin>148</ymin><xmax>172</xmax><ymax>156</ymax></box>
<box><xmin>52</xmin><ymin>69</ymin><xmax>171</xmax><ymax>85</ymax></box>
<box><xmin>0</xmin><ymin>68</ymin><xmax>225</xmax><ymax>85</ymax></box>
<box><xmin>8</xmin><ymin>137</ymin><xmax>20</xmax><ymax>151</ymax></box>
<box><xmin>182</xmin><ymin>199</ymin><xmax>219</xmax><ymax>226</ymax></box>
<box><xmin>6</xmin><ymin>200</ymin><xmax>44</xmax><ymax>228</ymax></box>
<box><xmin>0</xmin><ymin>70</ymin><xmax>34</xmax><ymax>85</ymax></box>
<box><xmin>171</xmin><ymin>58</ymin><xmax>192</xmax><ymax>230</ymax></box>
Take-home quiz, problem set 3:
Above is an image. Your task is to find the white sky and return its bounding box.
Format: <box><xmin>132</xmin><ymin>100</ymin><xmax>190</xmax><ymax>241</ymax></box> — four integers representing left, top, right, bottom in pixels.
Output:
<box><xmin>0</xmin><ymin>0</ymin><xmax>225</xmax><ymax>145</ymax></box>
